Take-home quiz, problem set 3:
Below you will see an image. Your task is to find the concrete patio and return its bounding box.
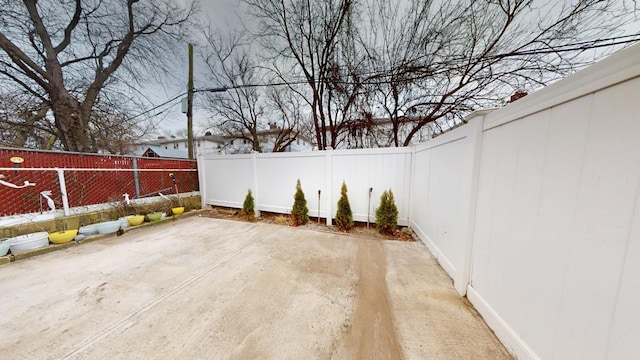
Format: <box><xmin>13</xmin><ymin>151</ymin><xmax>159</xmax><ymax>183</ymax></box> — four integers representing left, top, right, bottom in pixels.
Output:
<box><xmin>0</xmin><ymin>217</ymin><xmax>510</xmax><ymax>359</ymax></box>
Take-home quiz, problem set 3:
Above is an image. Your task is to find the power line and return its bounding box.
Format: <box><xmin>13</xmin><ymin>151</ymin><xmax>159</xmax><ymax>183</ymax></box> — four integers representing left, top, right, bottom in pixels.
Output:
<box><xmin>90</xmin><ymin>91</ymin><xmax>186</xmax><ymax>134</ymax></box>
<box><xmin>124</xmin><ymin>33</ymin><xmax>640</xmax><ymax>123</ymax></box>
<box><xmin>194</xmin><ymin>34</ymin><xmax>640</xmax><ymax>91</ymax></box>
<box><xmin>126</xmin><ymin>92</ymin><xmax>186</xmax><ymax>121</ymax></box>
<box><xmin>195</xmin><ymin>80</ymin><xmax>311</xmax><ymax>93</ymax></box>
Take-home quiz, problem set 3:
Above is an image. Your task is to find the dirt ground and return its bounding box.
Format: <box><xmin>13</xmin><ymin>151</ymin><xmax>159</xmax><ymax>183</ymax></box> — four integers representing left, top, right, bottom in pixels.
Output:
<box><xmin>205</xmin><ymin>207</ymin><xmax>416</xmax><ymax>242</ymax></box>
<box><xmin>0</xmin><ymin>216</ymin><xmax>511</xmax><ymax>359</ymax></box>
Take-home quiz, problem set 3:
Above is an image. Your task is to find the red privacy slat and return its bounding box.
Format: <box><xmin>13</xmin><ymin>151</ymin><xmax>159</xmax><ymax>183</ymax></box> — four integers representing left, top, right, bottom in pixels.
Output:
<box><xmin>0</xmin><ymin>149</ymin><xmax>198</xmax><ymax>217</ymax></box>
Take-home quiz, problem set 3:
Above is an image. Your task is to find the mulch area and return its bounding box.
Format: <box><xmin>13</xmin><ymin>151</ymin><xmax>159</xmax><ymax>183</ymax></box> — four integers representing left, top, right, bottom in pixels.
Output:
<box><xmin>202</xmin><ymin>207</ymin><xmax>416</xmax><ymax>242</ymax></box>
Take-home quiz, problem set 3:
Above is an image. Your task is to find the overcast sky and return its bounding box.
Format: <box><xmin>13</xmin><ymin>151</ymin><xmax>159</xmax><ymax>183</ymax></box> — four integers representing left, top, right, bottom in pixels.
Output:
<box><xmin>149</xmin><ymin>0</ymin><xmax>244</xmax><ymax>137</ymax></box>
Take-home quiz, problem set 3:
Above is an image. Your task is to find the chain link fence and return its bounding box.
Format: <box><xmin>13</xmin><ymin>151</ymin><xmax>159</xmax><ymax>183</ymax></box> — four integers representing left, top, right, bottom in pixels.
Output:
<box><xmin>0</xmin><ymin>148</ymin><xmax>198</xmax><ymax>217</ymax></box>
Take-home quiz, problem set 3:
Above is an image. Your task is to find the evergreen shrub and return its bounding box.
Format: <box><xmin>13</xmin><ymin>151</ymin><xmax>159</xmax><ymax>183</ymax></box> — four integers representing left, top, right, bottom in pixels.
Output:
<box><xmin>335</xmin><ymin>181</ymin><xmax>354</xmax><ymax>231</ymax></box>
<box><xmin>291</xmin><ymin>179</ymin><xmax>309</xmax><ymax>226</ymax></box>
<box><xmin>375</xmin><ymin>189</ymin><xmax>398</xmax><ymax>234</ymax></box>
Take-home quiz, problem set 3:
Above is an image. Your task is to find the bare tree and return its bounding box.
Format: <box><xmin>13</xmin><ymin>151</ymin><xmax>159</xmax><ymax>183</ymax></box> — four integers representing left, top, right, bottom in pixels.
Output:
<box><xmin>266</xmin><ymin>86</ymin><xmax>305</xmax><ymax>152</ymax></box>
<box><xmin>361</xmin><ymin>0</ymin><xmax>638</xmax><ymax>146</ymax></box>
<box><xmin>244</xmin><ymin>0</ymin><xmax>355</xmax><ymax>150</ymax></box>
<box><xmin>323</xmin><ymin>10</ymin><xmax>372</xmax><ymax>149</ymax></box>
<box><xmin>0</xmin><ymin>92</ymin><xmax>53</xmax><ymax>148</ymax></box>
<box><xmin>202</xmin><ymin>28</ymin><xmax>305</xmax><ymax>153</ymax></box>
<box><xmin>86</xmin><ymin>96</ymin><xmax>149</xmax><ymax>154</ymax></box>
<box><xmin>0</xmin><ymin>82</ymin><xmax>157</xmax><ymax>152</ymax></box>
<box><xmin>0</xmin><ymin>0</ymin><xmax>196</xmax><ymax>152</ymax></box>
<box><xmin>202</xmin><ymin>29</ymin><xmax>266</xmax><ymax>152</ymax></box>
<box><xmin>241</xmin><ymin>0</ymin><xmax>637</xmax><ymax>148</ymax></box>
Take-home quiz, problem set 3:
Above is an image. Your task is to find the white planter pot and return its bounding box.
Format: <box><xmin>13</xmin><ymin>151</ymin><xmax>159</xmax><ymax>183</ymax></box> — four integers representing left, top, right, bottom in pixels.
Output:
<box><xmin>6</xmin><ymin>232</ymin><xmax>49</xmax><ymax>253</ymax></box>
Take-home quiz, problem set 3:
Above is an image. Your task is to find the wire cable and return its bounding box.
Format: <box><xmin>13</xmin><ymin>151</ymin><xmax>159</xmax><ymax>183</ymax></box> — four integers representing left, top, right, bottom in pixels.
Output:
<box><xmin>193</xmin><ymin>34</ymin><xmax>640</xmax><ymax>91</ymax></box>
<box><xmin>126</xmin><ymin>92</ymin><xmax>187</xmax><ymax>121</ymax></box>
<box><xmin>116</xmin><ymin>33</ymin><xmax>640</xmax><ymax>123</ymax></box>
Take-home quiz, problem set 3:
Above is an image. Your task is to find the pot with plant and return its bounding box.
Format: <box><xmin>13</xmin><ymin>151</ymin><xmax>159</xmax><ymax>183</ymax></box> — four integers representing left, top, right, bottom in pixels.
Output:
<box><xmin>145</xmin><ymin>202</ymin><xmax>164</xmax><ymax>221</ymax></box>
<box><xmin>49</xmin><ymin>228</ymin><xmax>78</xmax><ymax>244</ymax></box>
<box><xmin>114</xmin><ymin>193</ymin><xmax>144</xmax><ymax>226</ymax></box>
<box><xmin>109</xmin><ymin>196</ymin><xmax>133</xmax><ymax>229</ymax></box>
<box><xmin>170</xmin><ymin>196</ymin><xmax>184</xmax><ymax>216</ymax></box>
<box><xmin>159</xmin><ymin>192</ymin><xmax>183</xmax><ymax>216</ymax></box>
<box><xmin>169</xmin><ymin>172</ymin><xmax>185</xmax><ymax>215</ymax></box>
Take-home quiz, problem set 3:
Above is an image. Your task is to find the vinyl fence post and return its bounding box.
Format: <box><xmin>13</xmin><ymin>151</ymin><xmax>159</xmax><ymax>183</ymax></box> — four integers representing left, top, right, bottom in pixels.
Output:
<box><xmin>132</xmin><ymin>157</ymin><xmax>141</xmax><ymax>199</ymax></box>
<box><xmin>252</xmin><ymin>151</ymin><xmax>261</xmax><ymax>218</ymax></box>
<box><xmin>197</xmin><ymin>153</ymin><xmax>207</xmax><ymax>210</ymax></box>
<box><xmin>457</xmin><ymin>112</ymin><xmax>488</xmax><ymax>296</ymax></box>
<box><xmin>407</xmin><ymin>145</ymin><xmax>416</xmax><ymax>225</ymax></box>
<box><xmin>325</xmin><ymin>147</ymin><xmax>332</xmax><ymax>226</ymax></box>
<box><xmin>56</xmin><ymin>168</ymin><xmax>70</xmax><ymax>216</ymax></box>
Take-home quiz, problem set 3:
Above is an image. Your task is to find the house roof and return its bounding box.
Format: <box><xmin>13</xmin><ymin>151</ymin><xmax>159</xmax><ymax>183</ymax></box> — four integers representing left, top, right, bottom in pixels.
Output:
<box><xmin>224</xmin><ymin>128</ymin><xmax>314</xmax><ymax>145</ymax></box>
<box><xmin>135</xmin><ymin>134</ymin><xmax>226</xmax><ymax>147</ymax></box>
<box><xmin>143</xmin><ymin>145</ymin><xmax>189</xmax><ymax>159</ymax></box>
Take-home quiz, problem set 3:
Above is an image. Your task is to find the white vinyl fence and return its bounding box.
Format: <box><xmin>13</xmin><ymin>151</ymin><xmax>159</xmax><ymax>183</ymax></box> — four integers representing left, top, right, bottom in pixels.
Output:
<box><xmin>198</xmin><ymin>43</ymin><xmax>640</xmax><ymax>360</ymax></box>
<box><xmin>465</xmin><ymin>46</ymin><xmax>640</xmax><ymax>360</ymax></box>
<box><xmin>198</xmin><ymin>148</ymin><xmax>413</xmax><ymax>226</ymax></box>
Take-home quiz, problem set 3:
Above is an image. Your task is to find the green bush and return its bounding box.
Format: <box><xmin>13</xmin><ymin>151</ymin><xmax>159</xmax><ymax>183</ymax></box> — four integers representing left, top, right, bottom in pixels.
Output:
<box><xmin>291</xmin><ymin>179</ymin><xmax>309</xmax><ymax>226</ymax></box>
<box><xmin>335</xmin><ymin>181</ymin><xmax>354</xmax><ymax>231</ymax></box>
<box><xmin>376</xmin><ymin>189</ymin><xmax>398</xmax><ymax>234</ymax></box>
<box><xmin>242</xmin><ymin>189</ymin><xmax>255</xmax><ymax>220</ymax></box>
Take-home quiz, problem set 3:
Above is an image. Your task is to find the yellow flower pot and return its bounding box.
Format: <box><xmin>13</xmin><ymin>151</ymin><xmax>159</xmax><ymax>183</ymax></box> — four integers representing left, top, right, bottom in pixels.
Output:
<box><xmin>49</xmin><ymin>229</ymin><xmax>78</xmax><ymax>244</ymax></box>
<box><xmin>127</xmin><ymin>215</ymin><xmax>145</xmax><ymax>226</ymax></box>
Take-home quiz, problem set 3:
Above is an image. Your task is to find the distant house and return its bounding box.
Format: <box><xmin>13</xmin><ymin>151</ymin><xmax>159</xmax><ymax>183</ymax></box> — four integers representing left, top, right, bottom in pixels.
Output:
<box><xmin>130</xmin><ymin>124</ymin><xmax>314</xmax><ymax>157</ymax></box>
<box><xmin>141</xmin><ymin>145</ymin><xmax>188</xmax><ymax>159</ymax></box>
<box><xmin>324</xmin><ymin>116</ymin><xmax>434</xmax><ymax>149</ymax></box>
<box><xmin>131</xmin><ymin>133</ymin><xmax>227</xmax><ymax>158</ymax></box>
<box><xmin>224</xmin><ymin>123</ymin><xmax>314</xmax><ymax>154</ymax></box>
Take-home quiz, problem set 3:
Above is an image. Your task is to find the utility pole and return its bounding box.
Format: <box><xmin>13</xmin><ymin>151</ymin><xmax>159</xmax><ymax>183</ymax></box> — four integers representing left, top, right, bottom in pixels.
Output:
<box><xmin>187</xmin><ymin>43</ymin><xmax>194</xmax><ymax>160</ymax></box>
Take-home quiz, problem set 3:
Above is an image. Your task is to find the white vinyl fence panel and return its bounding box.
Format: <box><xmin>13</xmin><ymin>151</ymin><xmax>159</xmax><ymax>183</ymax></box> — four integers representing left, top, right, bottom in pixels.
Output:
<box><xmin>199</xmin><ymin>148</ymin><xmax>412</xmax><ymax>225</ymax></box>
<box><xmin>255</xmin><ymin>152</ymin><xmax>326</xmax><ymax>216</ymax></box>
<box><xmin>468</xmin><ymin>46</ymin><xmax>640</xmax><ymax>360</ymax></box>
<box><xmin>409</xmin><ymin>115</ymin><xmax>484</xmax><ymax>294</ymax></box>
<box><xmin>331</xmin><ymin>148</ymin><xmax>412</xmax><ymax>225</ymax></box>
<box><xmin>198</xmin><ymin>43</ymin><xmax>640</xmax><ymax>360</ymax></box>
<box><xmin>198</xmin><ymin>154</ymin><xmax>254</xmax><ymax>209</ymax></box>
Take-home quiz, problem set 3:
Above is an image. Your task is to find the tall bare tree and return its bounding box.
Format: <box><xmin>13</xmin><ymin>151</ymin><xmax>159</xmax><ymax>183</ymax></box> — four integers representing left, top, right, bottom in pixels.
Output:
<box><xmin>244</xmin><ymin>0</ymin><xmax>355</xmax><ymax>150</ymax></box>
<box><xmin>361</xmin><ymin>0</ymin><xmax>638</xmax><ymax>145</ymax></box>
<box><xmin>202</xmin><ymin>29</ymin><xmax>303</xmax><ymax>153</ymax></box>
<box><xmin>266</xmin><ymin>86</ymin><xmax>305</xmax><ymax>152</ymax></box>
<box><xmin>0</xmin><ymin>0</ymin><xmax>196</xmax><ymax>152</ymax></box>
<box><xmin>202</xmin><ymin>29</ymin><xmax>266</xmax><ymax>152</ymax></box>
<box><xmin>86</xmin><ymin>96</ymin><xmax>149</xmax><ymax>154</ymax></box>
<box><xmin>0</xmin><ymin>92</ymin><xmax>52</xmax><ymax>148</ymax></box>
<box><xmin>241</xmin><ymin>0</ymin><xmax>637</xmax><ymax>148</ymax></box>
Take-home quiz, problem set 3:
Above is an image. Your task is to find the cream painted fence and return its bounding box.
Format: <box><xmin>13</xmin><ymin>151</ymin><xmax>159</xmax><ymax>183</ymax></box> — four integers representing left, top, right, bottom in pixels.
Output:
<box><xmin>199</xmin><ymin>43</ymin><xmax>640</xmax><ymax>360</ymax></box>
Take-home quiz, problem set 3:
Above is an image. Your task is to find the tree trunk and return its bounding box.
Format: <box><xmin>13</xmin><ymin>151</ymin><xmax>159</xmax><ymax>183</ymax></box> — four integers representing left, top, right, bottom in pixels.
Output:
<box><xmin>50</xmin><ymin>92</ymin><xmax>90</xmax><ymax>152</ymax></box>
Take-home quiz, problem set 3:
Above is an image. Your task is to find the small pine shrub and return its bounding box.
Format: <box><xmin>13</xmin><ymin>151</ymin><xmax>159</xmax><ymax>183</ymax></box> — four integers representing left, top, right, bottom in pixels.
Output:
<box><xmin>242</xmin><ymin>189</ymin><xmax>255</xmax><ymax>220</ymax></box>
<box><xmin>335</xmin><ymin>181</ymin><xmax>354</xmax><ymax>231</ymax></box>
<box><xmin>376</xmin><ymin>189</ymin><xmax>398</xmax><ymax>234</ymax></box>
<box><xmin>291</xmin><ymin>179</ymin><xmax>309</xmax><ymax>226</ymax></box>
